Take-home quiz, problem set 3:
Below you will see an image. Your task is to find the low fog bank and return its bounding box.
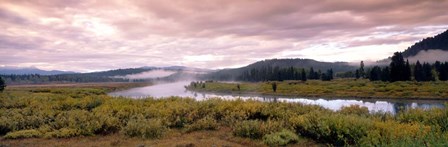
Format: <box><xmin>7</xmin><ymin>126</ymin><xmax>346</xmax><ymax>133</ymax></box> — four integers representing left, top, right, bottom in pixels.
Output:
<box><xmin>114</xmin><ymin>70</ymin><xmax>176</xmax><ymax>79</ymax></box>
<box><xmin>348</xmin><ymin>49</ymin><xmax>448</xmax><ymax>67</ymax></box>
<box><xmin>406</xmin><ymin>49</ymin><xmax>448</xmax><ymax>63</ymax></box>
<box><xmin>112</xmin><ymin>68</ymin><xmax>211</xmax><ymax>84</ymax></box>
<box><xmin>347</xmin><ymin>60</ymin><xmax>389</xmax><ymax>67</ymax></box>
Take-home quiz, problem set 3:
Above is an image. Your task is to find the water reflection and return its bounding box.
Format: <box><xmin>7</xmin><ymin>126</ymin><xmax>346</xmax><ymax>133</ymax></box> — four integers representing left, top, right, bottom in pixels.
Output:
<box><xmin>109</xmin><ymin>81</ymin><xmax>447</xmax><ymax>114</ymax></box>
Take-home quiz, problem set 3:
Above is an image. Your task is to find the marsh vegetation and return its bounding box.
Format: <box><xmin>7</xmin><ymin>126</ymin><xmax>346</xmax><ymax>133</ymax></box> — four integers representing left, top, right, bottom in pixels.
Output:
<box><xmin>1</xmin><ymin>84</ymin><xmax>448</xmax><ymax>146</ymax></box>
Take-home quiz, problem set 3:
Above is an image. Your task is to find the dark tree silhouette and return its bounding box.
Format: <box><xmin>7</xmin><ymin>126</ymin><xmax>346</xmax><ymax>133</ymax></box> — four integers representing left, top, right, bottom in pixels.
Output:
<box><xmin>389</xmin><ymin>52</ymin><xmax>410</xmax><ymax>82</ymax></box>
<box><xmin>0</xmin><ymin>77</ymin><xmax>5</xmax><ymax>92</ymax></box>
<box><xmin>369</xmin><ymin>66</ymin><xmax>382</xmax><ymax>81</ymax></box>
<box><xmin>381</xmin><ymin>67</ymin><xmax>390</xmax><ymax>82</ymax></box>
<box><xmin>301</xmin><ymin>69</ymin><xmax>307</xmax><ymax>82</ymax></box>
<box><xmin>414</xmin><ymin>61</ymin><xmax>424</xmax><ymax>81</ymax></box>
<box><xmin>359</xmin><ymin>61</ymin><xmax>365</xmax><ymax>78</ymax></box>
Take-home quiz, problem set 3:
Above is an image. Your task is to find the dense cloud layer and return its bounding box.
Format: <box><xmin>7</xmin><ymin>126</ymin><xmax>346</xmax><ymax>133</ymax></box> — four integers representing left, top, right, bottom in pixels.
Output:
<box><xmin>1</xmin><ymin>0</ymin><xmax>447</xmax><ymax>72</ymax></box>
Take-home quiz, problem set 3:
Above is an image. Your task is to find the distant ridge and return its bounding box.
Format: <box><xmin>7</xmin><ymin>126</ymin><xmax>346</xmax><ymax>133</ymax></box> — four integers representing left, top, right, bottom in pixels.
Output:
<box><xmin>242</xmin><ymin>58</ymin><xmax>355</xmax><ymax>72</ymax></box>
<box><xmin>0</xmin><ymin>67</ymin><xmax>76</xmax><ymax>75</ymax></box>
<box><xmin>205</xmin><ymin>58</ymin><xmax>357</xmax><ymax>81</ymax></box>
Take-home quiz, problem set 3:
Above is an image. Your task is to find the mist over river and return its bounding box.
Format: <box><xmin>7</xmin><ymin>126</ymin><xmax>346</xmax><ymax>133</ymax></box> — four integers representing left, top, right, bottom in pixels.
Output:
<box><xmin>109</xmin><ymin>81</ymin><xmax>447</xmax><ymax>114</ymax></box>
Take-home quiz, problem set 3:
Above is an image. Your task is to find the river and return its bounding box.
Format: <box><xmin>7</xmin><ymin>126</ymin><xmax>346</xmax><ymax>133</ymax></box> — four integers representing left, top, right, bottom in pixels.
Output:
<box><xmin>108</xmin><ymin>81</ymin><xmax>447</xmax><ymax>114</ymax></box>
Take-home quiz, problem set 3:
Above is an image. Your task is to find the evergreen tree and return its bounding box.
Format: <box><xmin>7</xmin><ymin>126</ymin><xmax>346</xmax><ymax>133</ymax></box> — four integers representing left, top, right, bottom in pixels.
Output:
<box><xmin>414</xmin><ymin>61</ymin><xmax>424</xmax><ymax>82</ymax></box>
<box><xmin>422</xmin><ymin>63</ymin><xmax>435</xmax><ymax>81</ymax></box>
<box><xmin>308</xmin><ymin>67</ymin><xmax>315</xmax><ymax>79</ymax></box>
<box><xmin>369</xmin><ymin>66</ymin><xmax>382</xmax><ymax>81</ymax></box>
<box><xmin>381</xmin><ymin>67</ymin><xmax>390</xmax><ymax>82</ymax></box>
<box><xmin>436</xmin><ymin>62</ymin><xmax>448</xmax><ymax>81</ymax></box>
<box><xmin>321</xmin><ymin>69</ymin><xmax>334</xmax><ymax>81</ymax></box>
<box><xmin>0</xmin><ymin>77</ymin><xmax>5</xmax><ymax>92</ymax></box>
<box><xmin>390</xmin><ymin>52</ymin><xmax>409</xmax><ymax>82</ymax></box>
<box><xmin>359</xmin><ymin>61</ymin><xmax>365</xmax><ymax>78</ymax></box>
<box><xmin>404</xmin><ymin>59</ymin><xmax>412</xmax><ymax>81</ymax></box>
<box><xmin>301</xmin><ymin>69</ymin><xmax>307</xmax><ymax>82</ymax></box>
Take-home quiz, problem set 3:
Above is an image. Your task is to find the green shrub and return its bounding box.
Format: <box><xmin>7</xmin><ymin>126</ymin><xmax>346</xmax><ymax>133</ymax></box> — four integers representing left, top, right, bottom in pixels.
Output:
<box><xmin>232</xmin><ymin>120</ymin><xmax>284</xmax><ymax>139</ymax></box>
<box><xmin>185</xmin><ymin>117</ymin><xmax>219</xmax><ymax>132</ymax></box>
<box><xmin>232</xmin><ymin>120</ymin><xmax>265</xmax><ymax>139</ymax></box>
<box><xmin>44</xmin><ymin>128</ymin><xmax>80</xmax><ymax>138</ymax></box>
<box><xmin>121</xmin><ymin>118</ymin><xmax>167</xmax><ymax>139</ymax></box>
<box><xmin>293</xmin><ymin>112</ymin><xmax>372</xmax><ymax>145</ymax></box>
<box><xmin>263</xmin><ymin>130</ymin><xmax>300</xmax><ymax>146</ymax></box>
<box><xmin>359</xmin><ymin>121</ymin><xmax>433</xmax><ymax>146</ymax></box>
<box><xmin>4</xmin><ymin>129</ymin><xmax>42</xmax><ymax>139</ymax></box>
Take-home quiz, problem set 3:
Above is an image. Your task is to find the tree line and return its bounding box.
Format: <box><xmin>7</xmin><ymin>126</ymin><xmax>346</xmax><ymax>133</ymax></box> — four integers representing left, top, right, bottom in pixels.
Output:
<box><xmin>0</xmin><ymin>68</ymin><xmax>158</xmax><ymax>84</ymax></box>
<box><xmin>237</xmin><ymin>65</ymin><xmax>334</xmax><ymax>82</ymax></box>
<box><xmin>0</xmin><ymin>77</ymin><xmax>5</xmax><ymax>92</ymax></box>
<box><xmin>365</xmin><ymin>52</ymin><xmax>448</xmax><ymax>82</ymax></box>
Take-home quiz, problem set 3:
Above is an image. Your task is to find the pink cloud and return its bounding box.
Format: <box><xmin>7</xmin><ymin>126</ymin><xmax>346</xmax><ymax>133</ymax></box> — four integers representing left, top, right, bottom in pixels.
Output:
<box><xmin>0</xmin><ymin>0</ymin><xmax>447</xmax><ymax>71</ymax></box>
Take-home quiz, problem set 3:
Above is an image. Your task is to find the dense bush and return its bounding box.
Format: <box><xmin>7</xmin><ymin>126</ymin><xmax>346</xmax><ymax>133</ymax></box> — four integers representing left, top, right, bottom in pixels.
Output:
<box><xmin>184</xmin><ymin>116</ymin><xmax>219</xmax><ymax>132</ymax></box>
<box><xmin>292</xmin><ymin>112</ymin><xmax>373</xmax><ymax>145</ymax></box>
<box><xmin>263</xmin><ymin>130</ymin><xmax>300</xmax><ymax>146</ymax></box>
<box><xmin>121</xmin><ymin>118</ymin><xmax>167</xmax><ymax>139</ymax></box>
<box><xmin>232</xmin><ymin>120</ymin><xmax>284</xmax><ymax>139</ymax></box>
<box><xmin>232</xmin><ymin>120</ymin><xmax>265</xmax><ymax>139</ymax></box>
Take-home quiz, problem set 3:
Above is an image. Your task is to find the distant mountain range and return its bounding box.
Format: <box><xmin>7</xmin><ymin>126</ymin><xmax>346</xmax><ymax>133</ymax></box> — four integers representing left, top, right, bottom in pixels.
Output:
<box><xmin>0</xmin><ymin>66</ymin><xmax>210</xmax><ymax>76</ymax></box>
<box><xmin>0</xmin><ymin>67</ymin><xmax>76</xmax><ymax>75</ymax></box>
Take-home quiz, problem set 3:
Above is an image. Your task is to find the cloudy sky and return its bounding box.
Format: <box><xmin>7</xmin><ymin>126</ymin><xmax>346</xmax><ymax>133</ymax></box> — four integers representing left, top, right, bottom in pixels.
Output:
<box><xmin>1</xmin><ymin>0</ymin><xmax>447</xmax><ymax>72</ymax></box>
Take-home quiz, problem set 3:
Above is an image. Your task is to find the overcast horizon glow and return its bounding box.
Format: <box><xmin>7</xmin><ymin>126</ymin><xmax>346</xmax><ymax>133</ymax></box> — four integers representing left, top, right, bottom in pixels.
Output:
<box><xmin>1</xmin><ymin>0</ymin><xmax>448</xmax><ymax>72</ymax></box>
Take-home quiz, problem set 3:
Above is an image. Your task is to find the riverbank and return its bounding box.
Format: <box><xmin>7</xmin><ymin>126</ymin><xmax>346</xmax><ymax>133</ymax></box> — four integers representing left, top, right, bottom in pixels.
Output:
<box><xmin>186</xmin><ymin>79</ymin><xmax>448</xmax><ymax>100</ymax></box>
<box><xmin>1</xmin><ymin>85</ymin><xmax>448</xmax><ymax>146</ymax></box>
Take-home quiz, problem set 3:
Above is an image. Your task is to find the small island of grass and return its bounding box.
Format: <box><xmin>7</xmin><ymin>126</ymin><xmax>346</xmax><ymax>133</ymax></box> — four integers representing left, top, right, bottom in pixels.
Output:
<box><xmin>186</xmin><ymin>79</ymin><xmax>448</xmax><ymax>99</ymax></box>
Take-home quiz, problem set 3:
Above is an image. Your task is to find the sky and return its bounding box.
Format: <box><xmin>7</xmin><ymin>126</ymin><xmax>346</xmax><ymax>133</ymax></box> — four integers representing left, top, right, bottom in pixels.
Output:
<box><xmin>1</xmin><ymin>0</ymin><xmax>448</xmax><ymax>72</ymax></box>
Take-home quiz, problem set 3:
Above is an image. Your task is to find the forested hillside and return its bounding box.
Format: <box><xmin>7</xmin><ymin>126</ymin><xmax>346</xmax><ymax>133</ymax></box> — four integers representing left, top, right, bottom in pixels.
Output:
<box><xmin>204</xmin><ymin>59</ymin><xmax>355</xmax><ymax>81</ymax></box>
<box><xmin>0</xmin><ymin>68</ymin><xmax>154</xmax><ymax>84</ymax></box>
<box><xmin>402</xmin><ymin>29</ymin><xmax>448</xmax><ymax>57</ymax></box>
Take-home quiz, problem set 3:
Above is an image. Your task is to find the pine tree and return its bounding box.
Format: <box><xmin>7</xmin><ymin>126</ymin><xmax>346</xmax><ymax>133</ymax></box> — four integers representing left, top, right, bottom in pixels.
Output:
<box><xmin>301</xmin><ymin>69</ymin><xmax>307</xmax><ymax>82</ymax></box>
<box><xmin>0</xmin><ymin>77</ymin><xmax>6</xmax><ymax>92</ymax></box>
<box><xmin>405</xmin><ymin>59</ymin><xmax>412</xmax><ymax>81</ymax></box>
<box><xmin>369</xmin><ymin>66</ymin><xmax>382</xmax><ymax>81</ymax></box>
<box><xmin>422</xmin><ymin>63</ymin><xmax>435</xmax><ymax>81</ymax></box>
<box><xmin>390</xmin><ymin>52</ymin><xmax>408</xmax><ymax>82</ymax></box>
<box><xmin>414</xmin><ymin>61</ymin><xmax>423</xmax><ymax>82</ymax></box>
<box><xmin>321</xmin><ymin>69</ymin><xmax>334</xmax><ymax>81</ymax></box>
<box><xmin>359</xmin><ymin>61</ymin><xmax>365</xmax><ymax>78</ymax></box>
<box><xmin>437</xmin><ymin>62</ymin><xmax>448</xmax><ymax>81</ymax></box>
<box><xmin>308</xmin><ymin>67</ymin><xmax>315</xmax><ymax>79</ymax></box>
<box><xmin>381</xmin><ymin>67</ymin><xmax>390</xmax><ymax>82</ymax></box>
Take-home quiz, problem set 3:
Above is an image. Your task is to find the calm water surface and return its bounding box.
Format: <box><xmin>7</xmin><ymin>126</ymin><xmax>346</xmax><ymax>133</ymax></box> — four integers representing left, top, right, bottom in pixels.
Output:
<box><xmin>109</xmin><ymin>81</ymin><xmax>447</xmax><ymax>114</ymax></box>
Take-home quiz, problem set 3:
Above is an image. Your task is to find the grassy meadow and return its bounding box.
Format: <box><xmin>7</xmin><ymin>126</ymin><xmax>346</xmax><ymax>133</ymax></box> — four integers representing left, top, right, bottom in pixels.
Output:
<box><xmin>1</xmin><ymin>83</ymin><xmax>448</xmax><ymax>146</ymax></box>
<box><xmin>187</xmin><ymin>79</ymin><xmax>448</xmax><ymax>99</ymax></box>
